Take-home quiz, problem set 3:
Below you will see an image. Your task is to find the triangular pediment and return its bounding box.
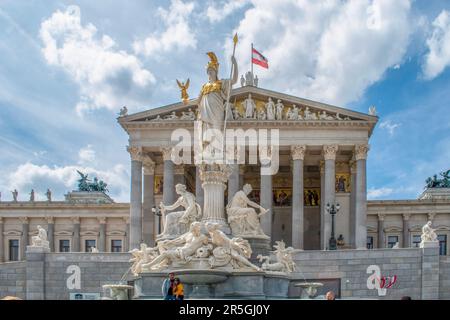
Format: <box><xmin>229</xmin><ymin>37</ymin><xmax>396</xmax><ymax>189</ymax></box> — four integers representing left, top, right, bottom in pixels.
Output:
<box><xmin>119</xmin><ymin>86</ymin><xmax>378</xmax><ymax>134</ymax></box>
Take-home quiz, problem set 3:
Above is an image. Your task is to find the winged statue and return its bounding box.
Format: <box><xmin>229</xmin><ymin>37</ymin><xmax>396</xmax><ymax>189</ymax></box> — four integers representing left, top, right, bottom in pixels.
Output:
<box><xmin>176</xmin><ymin>78</ymin><xmax>190</xmax><ymax>104</ymax></box>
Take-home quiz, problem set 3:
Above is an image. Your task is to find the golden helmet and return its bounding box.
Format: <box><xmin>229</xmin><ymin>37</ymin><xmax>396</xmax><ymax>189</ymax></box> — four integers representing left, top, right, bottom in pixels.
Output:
<box><xmin>206</xmin><ymin>52</ymin><xmax>219</xmax><ymax>72</ymax></box>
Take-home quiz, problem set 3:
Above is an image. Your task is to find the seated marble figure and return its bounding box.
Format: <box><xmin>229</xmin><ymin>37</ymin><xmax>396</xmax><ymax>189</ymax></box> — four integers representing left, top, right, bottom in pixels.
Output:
<box><xmin>158</xmin><ymin>184</ymin><xmax>202</xmax><ymax>239</ymax></box>
<box><xmin>226</xmin><ymin>184</ymin><xmax>269</xmax><ymax>238</ymax></box>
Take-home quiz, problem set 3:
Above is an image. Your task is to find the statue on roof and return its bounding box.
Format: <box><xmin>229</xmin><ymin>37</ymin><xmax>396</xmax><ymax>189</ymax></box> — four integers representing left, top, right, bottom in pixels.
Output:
<box><xmin>176</xmin><ymin>78</ymin><xmax>190</xmax><ymax>104</ymax></box>
<box><xmin>426</xmin><ymin>169</ymin><xmax>450</xmax><ymax>188</ymax></box>
<box><xmin>76</xmin><ymin>171</ymin><xmax>109</xmax><ymax>193</ymax></box>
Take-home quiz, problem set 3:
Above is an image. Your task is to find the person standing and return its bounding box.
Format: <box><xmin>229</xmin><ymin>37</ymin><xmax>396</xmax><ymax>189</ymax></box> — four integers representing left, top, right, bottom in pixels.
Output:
<box><xmin>161</xmin><ymin>272</ymin><xmax>176</xmax><ymax>300</ymax></box>
<box><xmin>173</xmin><ymin>278</ymin><xmax>184</xmax><ymax>300</ymax></box>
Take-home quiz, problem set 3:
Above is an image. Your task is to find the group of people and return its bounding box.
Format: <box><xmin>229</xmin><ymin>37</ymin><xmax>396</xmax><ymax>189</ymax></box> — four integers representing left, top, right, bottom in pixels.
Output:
<box><xmin>162</xmin><ymin>272</ymin><xmax>184</xmax><ymax>300</ymax></box>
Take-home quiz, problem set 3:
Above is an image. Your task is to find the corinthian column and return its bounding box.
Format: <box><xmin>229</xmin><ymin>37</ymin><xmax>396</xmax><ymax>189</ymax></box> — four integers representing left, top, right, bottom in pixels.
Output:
<box><xmin>20</xmin><ymin>217</ymin><xmax>29</xmax><ymax>260</ymax></box>
<box><xmin>349</xmin><ymin>160</ymin><xmax>357</xmax><ymax>248</ymax></box>
<box><xmin>228</xmin><ymin>147</ymin><xmax>241</xmax><ymax>205</ymax></box>
<box><xmin>142</xmin><ymin>155</ymin><xmax>156</xmax><ymax>246</ymax></box>
<box><xmin>291</xmin><ymin>145</ymin><xmax>306</xmax><ymax>250</ymax></box>
<box><xmin>260</xmin><ymin>146</ymin><xmax>273</xmax><ymax>238</ymax></box>
<box><xmin>161</xmin><ymin>146</ymin><xmax>175</xmax><ymax>206</ymax></box>
<box><xmin>128</xmin><ymin>146</ymin><xmax>143</xmax><ymax>250</ymax></box>
<box><xmin>200</xmin><ymin>164</ymin><xmax>232</xmax><ymax>234</ymax></box>
<box><xmin>320</xmin><ymin>161</ymin><xmax>325</xmax><ymax>249</ymax></box>
<box><xmin>323</xmin><ymin>145</ymin><xmax>338</xmax><ymax>250</ymax></box>
<box><xmin>195</xmin><ymin>166</ymin><xmax>204</xmax><ymax>208</ymax></box>
<box><xmin>355</xmin><ymin>144</ymin><xmax>369</xmax><ymax>249</ymax></box>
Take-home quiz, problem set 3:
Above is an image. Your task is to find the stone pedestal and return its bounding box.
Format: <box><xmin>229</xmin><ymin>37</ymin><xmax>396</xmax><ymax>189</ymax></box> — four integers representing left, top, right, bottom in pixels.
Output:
<box><xmin>25</xmin><ymin>246</ymin><xmax>50</xmax><ymax>300</ymax></box>
<box><xmin>133</xmin><ymin>270</ymin><xmax>293</xmax><ymax>299</ymax></box>
<box><xmin>199</xmin><ymin>164</ymin><xmax>232</xmax><ymax>234</ymax></box>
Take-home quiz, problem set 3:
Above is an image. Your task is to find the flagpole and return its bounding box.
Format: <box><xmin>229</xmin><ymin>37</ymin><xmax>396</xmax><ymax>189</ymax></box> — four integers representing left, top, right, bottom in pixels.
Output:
<box><xmin>223</xmin><ymin>34</ymin><xmax>238</xmax><ymax>162</ymax></box>
<box><xmin>251</xmin><ymin>43</ymin><xmax>254</xmax><ymax>80</ymax></box>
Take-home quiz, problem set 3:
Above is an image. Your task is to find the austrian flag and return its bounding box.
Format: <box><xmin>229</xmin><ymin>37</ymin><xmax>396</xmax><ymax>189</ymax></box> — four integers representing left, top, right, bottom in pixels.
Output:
<box><xmin>252</xmin><ymin>48</ymin><xmax>269</xmax><ymax>69</ymax></box>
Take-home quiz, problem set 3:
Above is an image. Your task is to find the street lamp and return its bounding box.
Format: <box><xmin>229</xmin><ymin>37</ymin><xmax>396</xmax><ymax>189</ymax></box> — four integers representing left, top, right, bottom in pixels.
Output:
<box><xmin>152</xmin><ymin>205</ymin><xmax>162</xmax><ymax>235</ymax></box>
<box><xmin>326</xmin><ymin>202</ymin><xmax>340</xmax><ymax>250</ymax></box>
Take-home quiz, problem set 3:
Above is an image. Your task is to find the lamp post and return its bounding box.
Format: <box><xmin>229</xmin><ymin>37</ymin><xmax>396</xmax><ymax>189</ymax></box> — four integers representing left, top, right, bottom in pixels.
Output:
<box><xmin>152</xmin><ymin>206</ymin><xmax>162</xmax><ymax>235</ymax></box>
<box><xmin>326</xmin><ymin>202</ymin><xmax>340</xmax><ymax>250</ymax></box>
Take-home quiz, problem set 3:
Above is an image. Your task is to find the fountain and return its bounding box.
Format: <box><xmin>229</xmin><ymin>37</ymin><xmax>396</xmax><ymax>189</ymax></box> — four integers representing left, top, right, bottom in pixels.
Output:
<box><xmin>294</xmin><ymin>282</ymin><xmax>324</xmax><ymax>299</ymax></box>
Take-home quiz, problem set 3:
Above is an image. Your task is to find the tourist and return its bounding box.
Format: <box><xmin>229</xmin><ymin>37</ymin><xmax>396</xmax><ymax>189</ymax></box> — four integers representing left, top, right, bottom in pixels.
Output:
<box><xmin>173</xmin><ymin>278</ymin><xmax>184</xmax><ymax>300</ymax></box>
<box><xmin>325</xmin><ymin>291</ymin><xmax>336</xmax><ymax>300</ymax></box>
<box><xmin>161</xmin><ymin>272</ymin><xmax>176</xmax><ymax>300</ymax></box>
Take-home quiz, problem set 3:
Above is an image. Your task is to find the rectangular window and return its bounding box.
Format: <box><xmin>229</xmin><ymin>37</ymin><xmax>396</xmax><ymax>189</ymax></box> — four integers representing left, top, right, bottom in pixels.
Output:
<box><xmin>85</xmin><ymin>239</ymin><xmax>96</xmax><ymax>252</ymax></box>
<box><xmin>412</xmin><ymin>235</ymin><xmax>421</xmax><ymax>248</ymax></box>
<box><xmin>387</xmin><ymin>235</ymin><xmax>399</xmax><ymax>248</ymax></box>
<box><xmin>438</xmin><ymin>234</ymin><xmax>447</xmax><ymax>256</ymax></box>
<box><xmin>367</xmin><ymin>236</ymin><xmax>374</xmax><ymax>249</ymax></box>
<box><xmin>59</xmin><ymin>239</ymin><xmax>70</xmax><ymax>252</ymax></box>
<box><xmin>111</xmin><ymin>240</ymin><xmax>122</xmax><ymax>253</ymax></box>
<box><xmin>9</xmin><ymin>239</ymin><xmax>19</xmax><ymax>261</ymax></box>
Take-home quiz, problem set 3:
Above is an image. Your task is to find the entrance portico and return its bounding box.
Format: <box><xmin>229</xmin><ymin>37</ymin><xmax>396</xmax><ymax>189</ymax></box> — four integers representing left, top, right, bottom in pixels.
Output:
<box><xmin>119</xmin><ymin>86</ymin><xmax>377</xmax><ymax>251</ymax></box>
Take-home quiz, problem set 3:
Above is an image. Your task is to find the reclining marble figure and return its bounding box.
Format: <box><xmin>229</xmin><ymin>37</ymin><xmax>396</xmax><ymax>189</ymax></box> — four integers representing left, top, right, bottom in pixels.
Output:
<box><xmin>226</xmin><ymin>184</ymin><xmax>269</xmax><ymax>238</ymax></box>
<box><xmin>158</xmin><ymin>184</ymin><xmax>202</xmax><ymax>238</ymax></box>
<box><xmin>129</xmin><ymin>243</ymin><xmax>160</xmax><ymax>275</ymax></box>
<box><xmin>142</xmin><ymin>222</ymin><xmax>208</xmax><ymax>270</ymax></box>
<box><xmin>206</xmin><ymin>222</ymin><xmax>261</xmax><ymax>271</ymax></box>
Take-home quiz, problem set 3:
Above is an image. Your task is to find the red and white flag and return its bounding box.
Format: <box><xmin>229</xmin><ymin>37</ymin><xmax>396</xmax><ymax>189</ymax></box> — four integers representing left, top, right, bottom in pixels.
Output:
<box><xmin>252</xmin><ymin>47</ymin><xmax>269</xmax><ymax>69</ymax></box>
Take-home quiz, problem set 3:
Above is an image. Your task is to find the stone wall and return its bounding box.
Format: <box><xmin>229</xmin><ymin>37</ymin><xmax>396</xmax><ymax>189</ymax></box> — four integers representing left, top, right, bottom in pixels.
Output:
<box><xmin>291</xmin><ymin>248</ymin><xmax>424</xmax><ymax>299</ymax></box>
<box><xmin>0</xmin><ymin>261</ymin><xmax>26</xmax><ymax>299</ymax></box>
<box><xmin>43</xmin><ymin>253</ymin><xmax>131</xmax><ymax>300</ymax></box>
<box><xmin>2</xmin><ymin>246</ymin><xmax>450</xmax><ymax>299</ymax></box>
<box><xmin>439</xmin><ymin>256</ymin><xmax>450</xmax><ymax>299</ymax></box>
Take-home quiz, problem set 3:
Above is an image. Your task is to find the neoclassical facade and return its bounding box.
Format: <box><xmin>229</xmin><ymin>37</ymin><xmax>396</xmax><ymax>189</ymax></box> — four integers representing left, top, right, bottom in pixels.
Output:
<box><xmin>1</xmin><ymin>85</ymin><xmax>450</xmax><ymax>262</ymax></box>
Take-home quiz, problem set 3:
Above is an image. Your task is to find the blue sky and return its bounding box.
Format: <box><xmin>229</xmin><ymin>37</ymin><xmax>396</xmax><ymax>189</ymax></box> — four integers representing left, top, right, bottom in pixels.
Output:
<box><xmin>0</xmin><ymin>0</ymin><xmax>449</xmax><ymax>202</ymax></box>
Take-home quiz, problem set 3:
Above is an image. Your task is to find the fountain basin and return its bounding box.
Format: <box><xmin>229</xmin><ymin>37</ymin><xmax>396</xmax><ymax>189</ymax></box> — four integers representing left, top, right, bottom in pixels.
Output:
<box><xmin>294</xmin><ymin>282</ymin><xmax>324</xmax><ymax>299</ymax></box>
<box><xmin>174</xmin><ymin>269</ymin><xmax>230</xmax><ymax>284</ymax></box>
<box><xmin>102</xmin><ymin>284</ymin><xmax>133</xmax><ymax>300</ymax></box>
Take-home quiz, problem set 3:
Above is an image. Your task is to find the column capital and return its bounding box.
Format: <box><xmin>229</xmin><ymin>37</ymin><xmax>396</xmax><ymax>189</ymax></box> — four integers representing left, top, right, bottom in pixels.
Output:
<box><xmin>71</xmin><ymin>216</ymin><xmax>80</xmax><ymax>224</ymax></box>
<box><xmin>377</xmin><ymin>213</ymin><xmax>385</xmax><ymax>221</ymax></box>
<box><xmin>354</xmin><ymin>144</ymin><xmax>370</xmax><ymax>161</ymax></box>
<box><xmin>402</xmin><ymin>213</ymin><xmax>411</xmax><ymax>221</ymax></box>
<box><xmin>19</xmin><ymin>217</ymin><xmax>28</xmax><ymax>224</ymax></box>
<box><xmin>291</xmin><ymin>145</ymin><xmax>306</xmax><ymax>161</ymax></box>
<box><xmin>45</xmin><ymin>216</ymin><xmax>54</xmax><ymax>224</ymax></box>
<box><xmin>127</xmin><ymin>146</ymin><xmax>142</xmax><ymax>161</ymax></box>
<box><xmin>323</xmin><ymin>145</ymin><xmax>338</xmax><ymax>161</ymax></box>
<box><xmin>160</xmin><ymin>146</ymin><xmax>173</xmax><ymax>161</ymax></box>
<box><xmin>142</xmin><ymin>155</ymin><xmax>155</xmax><ymax>175</ymax></box>
<box><xmin>97</xmin><ymin>217</ymin><xmax>107</xmax><ymax>224</ymax></box>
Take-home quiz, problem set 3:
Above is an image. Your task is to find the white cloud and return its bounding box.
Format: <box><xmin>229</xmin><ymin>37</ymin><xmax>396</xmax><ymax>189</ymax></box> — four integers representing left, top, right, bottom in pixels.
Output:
<box><xmin>206</xmin><ymin>0</ymin><xmax>250</xmax><ymax>23</ymax></box>
<box><xmin>379</xmin><ymin>120</ymin><xmax>401</xmax><ymax>136</ymax></box>
<box><xmin>228</xmin><ymin>0</ymin><xmax>412</xmax><ymax>106</ymax></box>
<box><xmin>5</xmin><ymin>162</ymin><xmax>129</xmax><ymax>202</ymax></box>
<box><xmin>423</xmin><ymin>10</ymin><xmax>450</xmax><ymax>80</ymax></box>
<box><xmin>367</xmin><ymin>187</ymin><xmax>394</xmax><ymax>199</ymax></box>
<box><xmin>78</xmin><ymin>144</ymin><xmax>96</xmax><ymax>164</ymax></box>
<box><xmin>39</xmin><ymin>5</ymin><xmax>155</xmax><ymax>115</ymax></box>
<box><xmin>133</xmin><ymin>0</ymin><xmax>197</xmax><ymax>56</ymax></box>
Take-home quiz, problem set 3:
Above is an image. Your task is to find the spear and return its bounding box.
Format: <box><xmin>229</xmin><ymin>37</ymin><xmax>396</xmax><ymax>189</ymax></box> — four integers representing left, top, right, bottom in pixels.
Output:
<box><xmin>223</xmin><ymin>33</ymin><xmax>238</xmax><ymax>161</ymax></box>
